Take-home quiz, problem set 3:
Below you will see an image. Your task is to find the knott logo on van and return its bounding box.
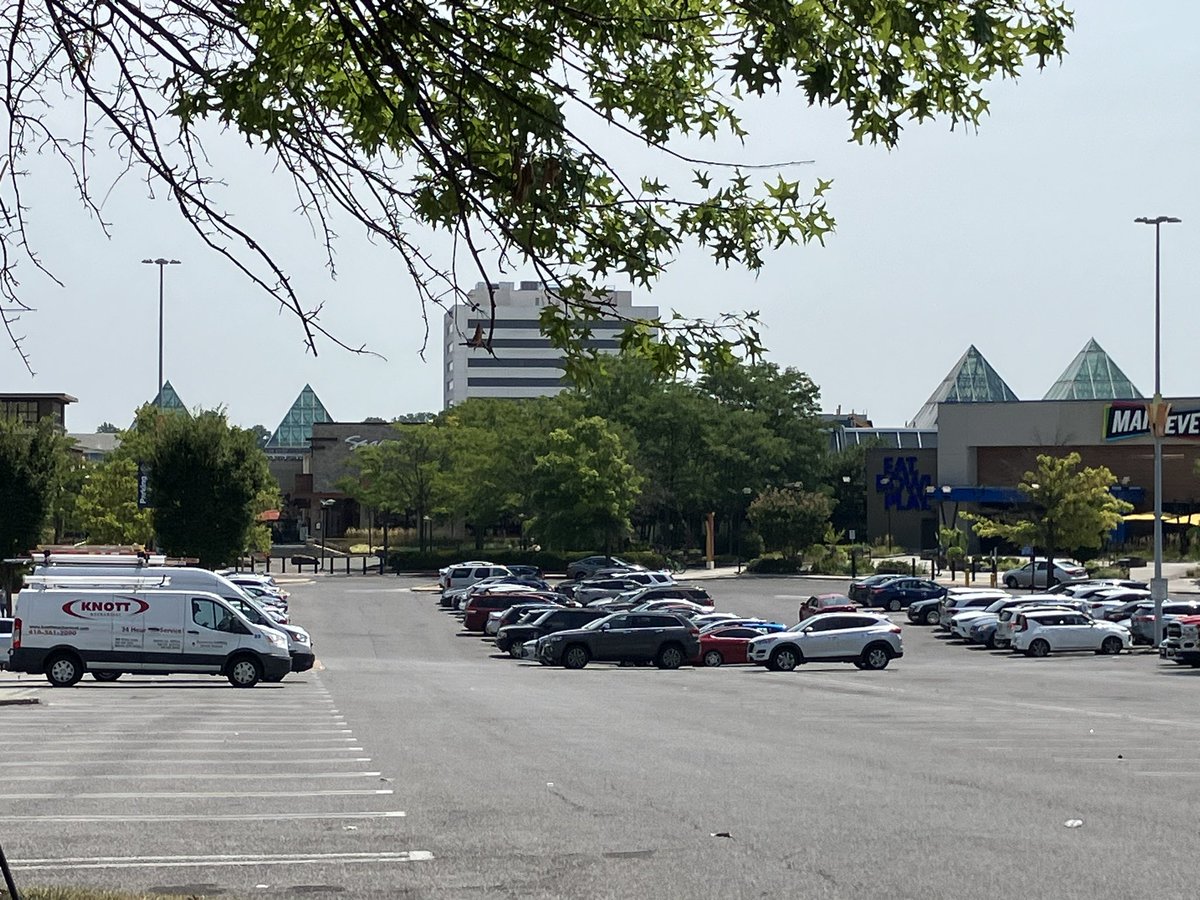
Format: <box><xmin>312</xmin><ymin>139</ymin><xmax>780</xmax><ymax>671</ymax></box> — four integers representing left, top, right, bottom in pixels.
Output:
<box><xmin>1105</xmin><ymin>401</ymin><xmax>1200</xmax><ymax>442</ymax></box>
<box><xmin>62</xmin><ymin>596</ymin><xmax>150</xmax><ymax>619</ymax></box>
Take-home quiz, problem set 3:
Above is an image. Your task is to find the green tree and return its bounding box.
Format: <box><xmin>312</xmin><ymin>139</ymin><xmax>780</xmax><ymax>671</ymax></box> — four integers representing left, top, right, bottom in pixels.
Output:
<box><xmin>747</xmin><ymin>488</ymin><xmax>833</xmax><ymax>563</ymax></box>
<box><xmin>967</xmin><ymin>453</ymin><xmax>1131</xmax><ymax>571</ymax></box>
<box><xmin>127</xmin><ymin>407</ymin><xmax>278</xmax><ymax>567</ymax></box>
<box><xmin>76</xmin><ymin>456</ymin><xmax>156</xmax><ymax>546</ymax></box>
<box><xmin>96</xmin><ymin>421</ymin><xmax>121</xmax><ymax>434</ymax></box>
<box><xmin>1</xmin><ymin>2</ymin><xmax>1072</xmax><ymax>371</ymax></box>
<box><xmin>342</xmin><ymin>425</ymin><xmax>448</xmax><ymax>551</ymax></box>
<box><xmin>0</xmin><ymin>419</ymin><xmax>71</xmax><ymax>558</ymax></box>
<box><xmin>247</xmin><ymin>424</ymin><xmax>273</xmax><ymax>448</ymax></box>
<box><xmin>527</xmin><ymin>417</ymin><xmax>642</xmax><ymax>553</ymax></box>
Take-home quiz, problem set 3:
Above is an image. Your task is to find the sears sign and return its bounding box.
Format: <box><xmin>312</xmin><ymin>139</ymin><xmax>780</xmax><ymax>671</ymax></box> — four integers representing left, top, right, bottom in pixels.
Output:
<box><xmin>62</xmin><ymin>596</ymin><xmax>150</xmax><ymax>619</ymax></box>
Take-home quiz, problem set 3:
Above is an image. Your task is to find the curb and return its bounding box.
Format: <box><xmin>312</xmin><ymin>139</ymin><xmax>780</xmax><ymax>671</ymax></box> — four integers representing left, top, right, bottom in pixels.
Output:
<box><xmin>0</xmin><ymin>697</ymin><xmax>39</xmax><ymax>706</ymax></box>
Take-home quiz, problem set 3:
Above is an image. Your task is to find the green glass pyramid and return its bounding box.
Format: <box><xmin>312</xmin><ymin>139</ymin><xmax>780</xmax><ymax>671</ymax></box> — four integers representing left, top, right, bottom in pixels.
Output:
<box><xmin>1043</xmin><ymin>338</ymin><xmax>1143</xmax><ymax>401</ymax></box>
<box><xmin>912</xmin><ymin>345</ymin><xmax>1018</xmax><ymax>428</ymax></box>
<box><xmin>149</xmin><ymin>380</ymin><xmax>189</xmax><ymax>415</ymax></box>
<box><xmin>265</xmin><ymin>384</ymin><xmax>332</xmax><ymax>449</ymax></box>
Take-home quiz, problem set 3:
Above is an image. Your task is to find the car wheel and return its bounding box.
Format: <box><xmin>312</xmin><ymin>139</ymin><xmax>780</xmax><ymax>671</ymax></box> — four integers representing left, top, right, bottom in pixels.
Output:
<box><xmin>1004</xmin><ymin>576</ymin><xmax>1018</xmax><ymax>589</ymax></box>
<box><xmin>91</xmin><ymin>671</ymin><xmax>123</xmax><ymax>682</ymax></box>
<box><xmin>1101</xmin><ymin>636</ymin><xmax>1123</xmax><ymax>655</ymax></box>
<box><xmin>45</xmin><ymin>651</ymin><xmax>83</xmax><ymax>687</ymax></box>
<box><xmin>769</xmin><ymin>646</ymin><xmax>800</xmax><ymax>672</ymax></box>
<box><xmin>563</xmin><ymin>645</ymin><xmax>590</xmax><ymax>669</ymax></box>
<box><xmin>923</xmin><ymin>609</ymin><xmax>940</xmax><ymax>626</ymax></box>
<box><xmin>227</xmin><ymin>655</ymin><xmax>263</xmax><ymax>688</ymax></box>
<box><xmin>656</xmin><ymin>644</ymin><xmax>685</xmax><ymax>670</ymax></box>
<box><xmin>702</xmin><ymin>650</ymin><xmax>724</xmax><ymax>667</ymax></box>
<box><xmin>1026</xmin><ymin>639</ymin><xmax>1051</xmax><ymax>658</ymax></box>
<box><xmin>984</xmin><ymin>634</ymin><xmax>997</xmax><ymax>649</ymax></box>
<box><xmin>887</xmin><ymin>598</ymin><xmax>902</xmax><ymax>612</ymax></box>
<box><xmin>509</xmin><ymin>645</ymin><xmax>524</xmax><ymax>659</ymax></box>
<box><xmin>861</xmin><ymin>644</ymin><xmax>892</xmax><ymax>670</ymax></box>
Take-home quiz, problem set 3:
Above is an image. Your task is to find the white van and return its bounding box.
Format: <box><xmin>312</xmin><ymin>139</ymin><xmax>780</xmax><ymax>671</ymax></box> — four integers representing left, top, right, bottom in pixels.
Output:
<box><xmin>9</xmin><ymin>588</ymin><xmax>292</xmax><ymax>687</ymax></box>
<box><xmin>28</xmin><ymin>565</ymin><xmax>313</xmax><ymax>673</ymax></box>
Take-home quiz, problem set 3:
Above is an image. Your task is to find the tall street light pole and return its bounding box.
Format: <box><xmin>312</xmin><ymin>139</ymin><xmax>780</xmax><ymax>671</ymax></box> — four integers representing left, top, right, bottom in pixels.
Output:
<box><xmin>1135</xmin><ymin>215</ymin><xmax>1181</xmax><ymax>647</ymax></box>
<box><xmin>142</xmin><ymin>258</ymin><xmax>181</xmax><ymax>406</ymax></box>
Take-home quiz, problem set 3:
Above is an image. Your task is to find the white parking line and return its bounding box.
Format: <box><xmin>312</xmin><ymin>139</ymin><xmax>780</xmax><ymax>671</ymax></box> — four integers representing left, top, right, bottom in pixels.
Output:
<box><xmin>0</xmin><ymin>737</ymin><xmax>361</xmax><ymax>746</ymax></box>
<box><xmin>0</xmin><ymin>729</ymin><xmax>355</xmax><ymax>736</ymax></box>
<box><xmin>2</xmin><ymin>788</ymin><xmax>394</xmax><ymax>800</ymax></box>
<box><xmin>3</xmin><ymin>771</ymin><xmax>382</xmax><ymax>781</ymax></box>
<box><xmin>1</xmin><ymin>757</ymin><xmax>373</xmax><ymax>767</ymax></box>
<box><xmin>13</xmin><ymin>850</ymin><xmax>433</xmax><ymax>870</ymax></box>
<box><xmin>12</xmin><ymin>747</ymin><xmax>366</xmax><ymax>755</ymax></box>
<box><xmin>6</xmin><ymin>810</ymin><xmax>405</xmax><ymax>823</ymax></box>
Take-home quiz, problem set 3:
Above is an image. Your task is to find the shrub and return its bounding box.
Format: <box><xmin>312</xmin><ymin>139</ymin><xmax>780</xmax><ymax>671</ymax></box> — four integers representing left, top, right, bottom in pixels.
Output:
<box><xmin>745</xmin><ymin>554</ymin><xmax>804</xmax><ymax>575</ymax></box>
<box><xmin>874</xmin><ymin>558</ymin><xmax>915</xmax><ymax>575</ymax></box>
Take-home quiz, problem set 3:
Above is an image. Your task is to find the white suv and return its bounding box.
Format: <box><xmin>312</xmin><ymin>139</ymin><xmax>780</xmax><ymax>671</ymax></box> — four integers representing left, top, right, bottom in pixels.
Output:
<box><xmin>746</xmin><ymin>613</ymin><xmax>903</xmax><ymax>672</ymax></box>
<box><xmin>1011</xmin><ymin>610</ymin><xmax>1131</xmax><ymax>657</ymax></box>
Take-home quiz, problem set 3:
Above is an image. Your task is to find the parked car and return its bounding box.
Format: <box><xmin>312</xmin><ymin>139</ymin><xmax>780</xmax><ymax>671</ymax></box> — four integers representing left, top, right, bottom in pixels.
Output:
<box><xmin>798</xmin><ymin>593</ymin><xmax>858</xmax><ymax>622</ymax></box>
<box><xmin>226</xmin><ymin>574</ymin><xmax>290</xmax><ymax>602</ymax></box>
<box><xmin>537</xmin><ymin>611</ymin><xmax>700</xmax><ymax>669</ymax></box>
<box><xmin>935</xmin><ymin>591</ymin><xmax>1011</xmax><ymax>630</ymax></box>
<box><xmin>441</xmin><ymin>564</ymin><xmax>512</xmax><ymax>594</ymax></box>
<box><xmin>948</xmin><ymin>597</ymin><xmax>1058</xmax><ymax>640</ymax></box>
<box><xmin>691</xmin><ymin>612</ymin><xmax>743</xmax><ymax>630</ymax></box>
<box><xmin>993</xmin><ymin>602</ymin><xmax>1078</xmax><ymax>648</ymax></box>
<box><xmin>908</xmin><ymin>590</ymin><xmax>1004</xmax><ymax>627</ymax></box>
<box><xmin>700</xmin><ymin>619</ymin><xmax>787</xmax><ymax>634</ymax></box>
<box><xmin>506</xmin><ymin>564</ymin><xmax>544</xmax><ymax>580</ymax></box>
<box><xmin>1011</xmin><ymin>610</ymin><xmax>1131</xmax><ymax>656</ymax></box>
<box><xmin>1104</xmin><ymin>594</ymin><xmax>1156</xmax><ymax>623</ymax></box>
<box><xmin>747</xmin><ymin>613</ymin><xmax>903</xmax><ymax>671</ymax></box>
<box><xmin>866</xmin><ymin>578</ymin><xmax>945</xmax><ymax>612</ymax></box>
<box><xmin>968</xmin><ymin>617</ymin><xmax>1000</xmax><ymax>648</ymax></box>
<box><xmin>495</xmin><ymin>607</ymin><xmax>610</xmax><ymax>654</ymax></box>
<box><xmin>566</xmin><ymin>555</ymin><xmax>637</xmax><ymax>580</ymax></box>
<box><xmin>485</xmin><ymin>601</ymin><xmax>562</xmax><ymax>636</ymax></box>
<box><xmin>464</xmin><ymin>592</ymin><xmax>560</xmax><ymax>632</ymax></box>
<box><xmin>572</xmin><ymin>577</ymin><xmax>651</xmax><ymax>606</ymax></box>
<box><xmin>848</xmin><ymin>574</ymin><xmax>903</xmax><ymax>605</ymax></box>
<box><xmin>1001</xmin><ymin>560</ymin><xmax>1088</xmax><ymax>589</ymax></box>
<box><xmin>633</xmin><ymin>599</ymin><xmax>712</xmax><ymax>616</ymax></box>
<box><xmin>0</xmin><ymin>617</ymin><xmax>12</xmax><ymax>670</ymax></box>
<box><xmin>1127</xmin><ymin>601</ymin><xmax>1200</xmax><ymax>645</ymax></box>
<box><xmin>1057</xmin><ymin>579</ymin><xmax>1148</xmax><ymax>599</ymax></box>
<box><xmin>438</xmin><ymin>560</ymin><xmax>495</xmax><ymax>590</ymax></box>
<box><xmin>694</xmin><ymin>626</ymin><xmax>780</xmax><ymax>667</ymax></box>
<box><xmin>607</xmin><ymin>585</ymin><xmax>715</xmax><ymax>609</ymax></box>
<box><xmin>1160</xmin><ymin>616</ymin><xmax>1200</xmax><ymax>666</ymax></box>
<box><xmin>444</xmin><ymin>576</ymin><xmax>549</xmax><ymax>610</ymax></box>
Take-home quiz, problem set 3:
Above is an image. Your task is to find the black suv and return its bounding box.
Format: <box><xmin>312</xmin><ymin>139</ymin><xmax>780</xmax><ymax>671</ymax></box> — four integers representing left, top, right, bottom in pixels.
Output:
<box><xmin>496</xmin><ymin>607</ymin><xmax>608</xmax><ymax>655</ymax></box>
<box><xmin>538</xmin><ymin>612</ymin><xmax>700</xmax><ymax>670</ymax></box>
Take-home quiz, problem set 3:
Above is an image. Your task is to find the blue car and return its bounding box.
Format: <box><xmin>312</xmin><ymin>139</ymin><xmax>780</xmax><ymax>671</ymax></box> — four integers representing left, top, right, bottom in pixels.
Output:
<box><xmin>968</xmin><ymin>618</ymin><xmax>999</xmax><ymax>648</ymax></box>
<box><xmin>868</xmin><ymin>578</ymin><xmax>946</xmax><ymax>612</ymax></box>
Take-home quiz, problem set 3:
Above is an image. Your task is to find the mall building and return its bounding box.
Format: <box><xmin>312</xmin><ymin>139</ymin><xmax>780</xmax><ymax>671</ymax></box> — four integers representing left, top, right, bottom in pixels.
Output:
<box><xmin>841</xmin><ymin>339</ymin><xmax>1188</xmax><ymax>552</ymax></box>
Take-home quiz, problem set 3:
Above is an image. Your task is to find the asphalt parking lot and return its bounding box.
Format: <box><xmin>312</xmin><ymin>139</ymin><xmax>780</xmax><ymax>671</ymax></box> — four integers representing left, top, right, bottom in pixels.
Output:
<box><xmin>6</xmin><ymin>573</ymin><xmax>1200</xmax><ymax>899</ymax></box>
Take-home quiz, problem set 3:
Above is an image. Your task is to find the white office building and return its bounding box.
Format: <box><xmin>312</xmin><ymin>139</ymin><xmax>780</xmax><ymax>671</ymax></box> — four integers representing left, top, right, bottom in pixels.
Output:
<box><xmin>443</xmin><ymin>281</ymin><xmax>659</xmax><ymax>408</ymax></box>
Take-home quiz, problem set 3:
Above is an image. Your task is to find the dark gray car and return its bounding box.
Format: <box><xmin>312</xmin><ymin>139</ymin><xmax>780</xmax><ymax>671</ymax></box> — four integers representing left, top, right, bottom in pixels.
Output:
<box><xmin>538</xmin><ymin>611</ymin><xmax>700</xmax><ymax>669</ymax></box>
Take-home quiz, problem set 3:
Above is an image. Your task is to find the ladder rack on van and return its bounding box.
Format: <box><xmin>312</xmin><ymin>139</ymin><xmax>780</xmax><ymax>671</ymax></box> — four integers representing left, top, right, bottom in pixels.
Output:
<box><xmin>23</xmin><ymin>574</ymin><xmax>172</xmax><ymax>589</ymax></box>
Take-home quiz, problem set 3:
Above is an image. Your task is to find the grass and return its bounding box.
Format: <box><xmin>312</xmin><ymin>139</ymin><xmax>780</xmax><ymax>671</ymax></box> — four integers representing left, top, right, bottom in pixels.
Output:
<box><xmin>7</xmin><ymin>891</ymin><xmax>203</xmax><ymax>900</ymax></box>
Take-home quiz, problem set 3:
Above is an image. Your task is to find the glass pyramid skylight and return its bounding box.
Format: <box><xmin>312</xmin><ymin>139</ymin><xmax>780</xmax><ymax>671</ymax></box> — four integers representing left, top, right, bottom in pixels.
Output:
<box><xmin>148</xmin><ymin>380</ymin><xmax>188</xmax><ymax>415</ymax></box>
<box><xmin>265</xmin><ymin>384</ymin><xmax>332</xmax><ymax>449</ymax></box>
<box><xmin>912</xmin><ymin>345</ymin><xmax>1018</xmax><ymax>428</ymax></box>
<box><xmin>1043</xmin><ymin>338</ymin><xmax>1143</xmax><ymax>401</ymax></box>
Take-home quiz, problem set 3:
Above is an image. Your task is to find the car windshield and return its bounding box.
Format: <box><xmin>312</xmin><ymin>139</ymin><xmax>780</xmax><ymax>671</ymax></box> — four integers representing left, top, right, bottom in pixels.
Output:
<box><xmin>985</xmin><ymin>600</ymin><xmax>1008</xmax><ymax>612</ymax></box>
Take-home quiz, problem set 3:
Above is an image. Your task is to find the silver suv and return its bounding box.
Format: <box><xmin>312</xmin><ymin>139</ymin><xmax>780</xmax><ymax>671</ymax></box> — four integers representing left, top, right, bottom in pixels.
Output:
<box><xmin>746</xmin><ymin>613</ymin><xmax>903</xmax><ymax>671</ymax></box>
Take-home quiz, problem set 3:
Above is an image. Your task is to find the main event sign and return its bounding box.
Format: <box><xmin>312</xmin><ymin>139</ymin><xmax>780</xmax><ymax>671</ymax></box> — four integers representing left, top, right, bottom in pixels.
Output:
<box><xmin>1104</xmin><ymin>401</ymin><xmax>1200</xmax><ymax>442</ymax></box>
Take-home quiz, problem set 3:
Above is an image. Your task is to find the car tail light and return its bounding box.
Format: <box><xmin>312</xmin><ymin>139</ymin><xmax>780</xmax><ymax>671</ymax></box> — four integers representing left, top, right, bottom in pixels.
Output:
<box><xmin>1014</xmin><ymin>618</ymin><xmax>1027</xmax><ymax>632</ymax></box>
<box><xmin>888</xmin><ymin>625</ymin><xmax>902</xmax><ymax>634</ymax></box>
<box><xmin>871</xmin><ymin>587</ymin><xmax>885</xmax><ymax>593</ymax></box>
<box><xmin>11</xmin><ymin>617</ymin><xmax>19</xmax><ymax>649</ymax></box>
<box><xmin>689</xmin><ymin>627</ymin><xmax>700</xmax><ymax>636</ymax></box>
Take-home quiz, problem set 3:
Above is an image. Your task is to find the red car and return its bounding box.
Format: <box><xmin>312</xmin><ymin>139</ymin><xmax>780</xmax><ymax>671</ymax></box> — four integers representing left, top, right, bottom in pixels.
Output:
<box><xmin>798</xmin><ymin>593</ymin><xmax>858</xmax><ymax>623</ymax></box>
<box><xmin>463</xmin><ymin>592</ymin><xmax>547</xmax><ymax>632</ymax></box>
<box><xmin>693</xmin><ymin>626</ymin><xmax>778</xmax><ymax>667</ymax></box>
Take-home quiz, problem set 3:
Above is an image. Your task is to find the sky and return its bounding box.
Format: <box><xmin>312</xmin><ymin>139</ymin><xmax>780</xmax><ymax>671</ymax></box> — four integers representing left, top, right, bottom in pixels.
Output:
<box><xmin>3</xmin><ymin>0</ymin><xmax>1199</xmax><ymax>434</ymax></box>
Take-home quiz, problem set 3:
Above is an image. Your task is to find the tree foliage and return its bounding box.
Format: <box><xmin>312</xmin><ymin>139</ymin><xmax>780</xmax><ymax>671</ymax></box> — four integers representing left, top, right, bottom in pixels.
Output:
<box><xmin>527</xmin><ymin>417</ymin><xmax>642</xmax><ymax>552</ymax></box>
<box><xmin>747</xmin><ymin>487</ymin><xmax>832</xmax><ymax>562</ymax></box>
<box><xmin>0</xmin><ymin>418</ymin><xmax>72</xmax><ymax>558</ymax></box>
<box><xmin>967</xmin><ymin>453</ymin><xmax>1131</xmax><ymax>557</ymax></box>
<box><xmin>76</xmin><ymin>455</ymin><xmax>155</xmax><ymax>546</ymax></box>
<box><xmin>0</xmin><ymin>1</ymin><xmax>1072</xmax><ymax>372</ymax></box>
<box><xmin>126</xmin><ymin>406</ymin><xmax>277</xmax><ymax>566</ymax></box>
<box><xmin>340</xmin><ymin>424</ymin><xmax>449</xmax><ymax>549</ymax></box>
